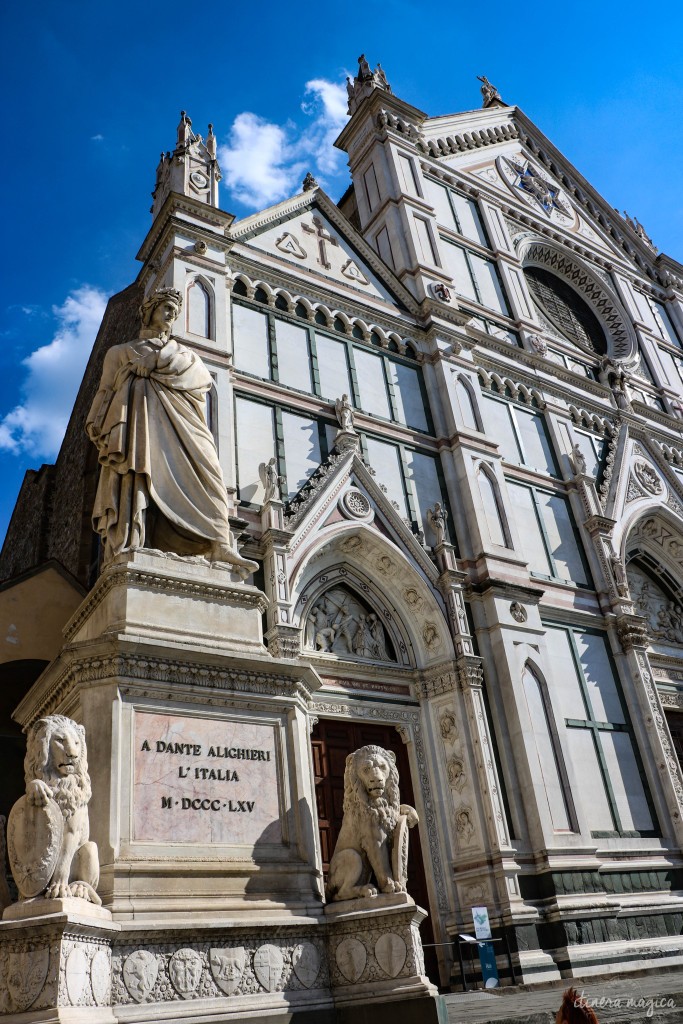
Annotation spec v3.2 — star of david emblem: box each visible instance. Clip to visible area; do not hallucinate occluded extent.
[504,158,571,218]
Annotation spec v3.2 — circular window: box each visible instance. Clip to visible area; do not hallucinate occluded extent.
[524,265,607,355]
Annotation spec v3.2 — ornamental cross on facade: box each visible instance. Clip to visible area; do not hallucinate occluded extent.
[302,216,339,270]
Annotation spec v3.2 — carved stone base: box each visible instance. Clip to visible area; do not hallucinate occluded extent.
[0,907,119,1020]
[325,895,438,1007]
[63,549,268,654]
[0,898,440,1021]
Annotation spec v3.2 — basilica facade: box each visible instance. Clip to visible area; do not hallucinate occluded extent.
[2,59,683,988]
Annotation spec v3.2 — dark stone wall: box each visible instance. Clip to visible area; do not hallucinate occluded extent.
[0,465,54,581]
[0,281,142,587]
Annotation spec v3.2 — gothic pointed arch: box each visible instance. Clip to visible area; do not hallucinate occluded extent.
[626,511,683,647]
[186,274,214,338]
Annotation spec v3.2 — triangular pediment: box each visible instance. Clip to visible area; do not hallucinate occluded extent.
[421,106,661,272]
[230,189,417,312]
[285,445,439,587]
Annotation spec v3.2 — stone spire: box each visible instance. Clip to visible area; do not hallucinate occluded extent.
[151,110,222,218]
[346,54,393,115]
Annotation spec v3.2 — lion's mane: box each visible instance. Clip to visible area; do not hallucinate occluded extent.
[24,715,91,821]
[343,744,400,837]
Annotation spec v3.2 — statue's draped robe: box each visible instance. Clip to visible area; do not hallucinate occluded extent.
[86,336,230,562]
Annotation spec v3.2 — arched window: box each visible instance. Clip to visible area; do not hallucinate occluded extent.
[522,665,573,831]
[187,278,212,338]
[454,373,481,431]
[477,464,508,547]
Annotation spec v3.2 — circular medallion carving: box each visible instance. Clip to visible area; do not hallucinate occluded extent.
[633,460,663,495]
[510,601,528,623]
[189,170,209,191]
[340,488,372,520]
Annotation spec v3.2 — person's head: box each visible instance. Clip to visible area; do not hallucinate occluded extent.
[556,988,599,1024]
[140,287,183,335]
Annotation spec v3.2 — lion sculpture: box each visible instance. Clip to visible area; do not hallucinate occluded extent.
[327,744,418,902]
[11,715,100,904]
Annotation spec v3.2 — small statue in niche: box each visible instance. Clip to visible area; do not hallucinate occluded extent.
[86,287,257,577]
[7,716,100,904]
[608,547,630,598]
[327,745,419,901]
[259,457,282,503]
[568,442,587,476]
[335,393,356,433]
[427,502,448,546]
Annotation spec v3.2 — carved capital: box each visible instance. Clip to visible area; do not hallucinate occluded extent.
[265,624,302,659]
[616,614,650,652]
[457,656,484,690]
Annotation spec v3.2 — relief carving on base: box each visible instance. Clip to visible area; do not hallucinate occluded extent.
[335,937,366,983]
[169,948,203,999]
[210,947,245,995]
[2,947,50,1013]
[291,942,321,988]
[253,944,284,992]
[375,933,406,978]
[123,950,159,1003]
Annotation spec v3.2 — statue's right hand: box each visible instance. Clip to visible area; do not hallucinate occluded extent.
[27,779,53,806]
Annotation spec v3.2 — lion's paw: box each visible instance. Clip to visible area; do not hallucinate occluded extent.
[381,879,400,894]
[360,886,377,898]
[45,881,70,900]
[26,779,53,806]
[69,882,89,900]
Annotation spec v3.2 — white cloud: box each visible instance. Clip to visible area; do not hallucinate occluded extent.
[0,286,107,459]
[219,77,349,210]
[91,133,104,141]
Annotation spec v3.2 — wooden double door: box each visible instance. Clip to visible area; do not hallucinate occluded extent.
[311,718,438,981]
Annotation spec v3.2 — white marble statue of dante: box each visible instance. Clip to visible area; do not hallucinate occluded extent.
[86,287,256,576]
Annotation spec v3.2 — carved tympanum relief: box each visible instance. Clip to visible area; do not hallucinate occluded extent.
[7,715,100,905]
[326,745,419,901]
[627,564,683,644]
[304,586,395,662]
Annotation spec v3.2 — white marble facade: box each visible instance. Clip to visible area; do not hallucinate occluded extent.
[2,61,683,1016]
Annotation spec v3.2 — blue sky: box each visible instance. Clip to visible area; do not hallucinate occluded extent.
[1,1,682,549]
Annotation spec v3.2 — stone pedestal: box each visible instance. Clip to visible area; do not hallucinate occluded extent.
[2,550,442,1022]
[0,901,119,1021]
[326,894,445,1023]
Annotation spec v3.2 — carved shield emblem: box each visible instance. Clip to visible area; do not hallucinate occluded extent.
[7,796,63,898]
[123,950,158,1003]
[375,933,406,978]
[7,948,49,1011]
[253,944,283,992]
[169,948,203,999]
[65,946,89,1005]
[210,947,245,996]
[291,942,320,988]
[90,949,111,1006]
[335,937,366,983]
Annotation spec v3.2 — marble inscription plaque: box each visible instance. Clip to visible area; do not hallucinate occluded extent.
[133,712,282,845]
